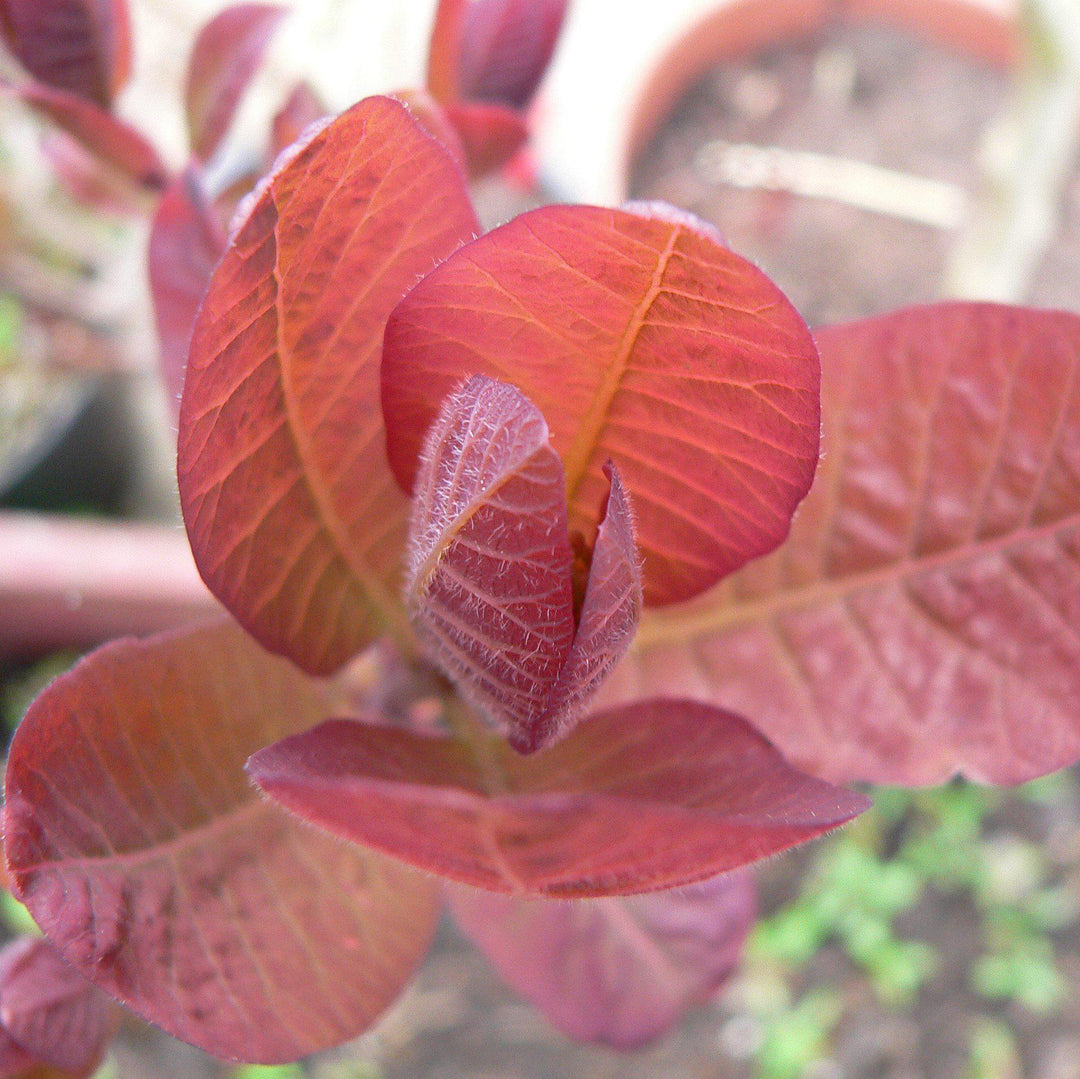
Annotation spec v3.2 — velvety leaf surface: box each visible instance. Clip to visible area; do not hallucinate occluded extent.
[178,96,479,674]
[617,303,1080,786]
[448,869,755,1046]
[406,376,639,751]
[249,699,869,897]
[0,937,113,1074]
[3,621,441,1063]
[147,167,225,413]
[0,0,131,108]
[11,82,166,188]
[185,3,285,161]
[382,203,820,607]
[456,0,568,108]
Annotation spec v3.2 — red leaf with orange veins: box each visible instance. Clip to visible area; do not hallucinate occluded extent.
[148,167,225,413]
[383,203,820,607]
[448,869,755,1047]
[406,377,639,751]
[0,0,131,108]
[618,303,1080,786]
[456,0,568,109]
[10,82,166,188]
[185,3,286,161]
[249,699,869,897]
[0,937,115,1075]
[178,96,479,674]
[3,621,441,1063]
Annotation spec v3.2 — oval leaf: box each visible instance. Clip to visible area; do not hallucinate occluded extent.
[11,82,166,188]
[3,621,441,1063]
[621,303,1080,786]
[270,80,326,156]
[248,699,869,897]
[382,203,820,607]
[456,0,568,109]
[0,937,114,1074]
[148,166,225,413]
[0,0,131,108]
[178,95,480,674]
[443,100,528,177]
[407,376,640,751]
[185,3,286,161]
[448,870,755,1047]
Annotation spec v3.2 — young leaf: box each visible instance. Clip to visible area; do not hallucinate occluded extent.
[3,621,441,1063]
[0,0,131,108]
[455,0,569,109]
[620,303,1080,786]
[442,100,528,176]
[406,376,639,751]
[270,81,326,156]
[248,699,869,897]
[382,203,820,608]
[9,82,166,188]
[185,3,286,161]
[0,937,114,1074]
[447,869,755,1047]
[147,166,225,413]
[178,95,479,674]
[426,0,468,103]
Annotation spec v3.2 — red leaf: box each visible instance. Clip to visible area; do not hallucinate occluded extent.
[270,80,327,156]
[619,303,1080,785]
[0,0,131,108]
[178,96,479,674]
[383,203,820,607]
[185,3,286,161]
[448,869,755,1047]
[11,82,166,188]
[426,0,467,103]
[456,0,569,109]
[0,937,114,1074]
[0,1029,34,1077]
[406,377,639,751]
[443,100,528,177]
[147,167,225,414]
[3,621,441,1063]
[248,699,869,897]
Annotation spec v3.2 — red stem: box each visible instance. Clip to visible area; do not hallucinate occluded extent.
[0,511,219,657]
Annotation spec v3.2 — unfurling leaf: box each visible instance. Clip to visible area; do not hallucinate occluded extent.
[3,621,441,1063]
[406,376,640,752]
[249,699,869,897]
[270,80,327,155]
[147,167,225,412]
[383,203,820,607]
[0,936,115,1074]
[0,0,131,108]
[448,870,755,1047]
[178,95,479,674]
[185,3,286,161]
[618,303,1080,785]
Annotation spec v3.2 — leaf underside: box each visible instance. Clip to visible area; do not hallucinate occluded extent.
[382,202,820,607]
[249,699,869,897]
[178,95,479,674]
[615,303,1080,786]
[406,376,640,752]
[448,868,755,1047]
[3,621,441,1064]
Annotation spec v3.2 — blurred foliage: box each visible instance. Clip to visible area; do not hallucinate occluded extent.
[734,771,1078,1079]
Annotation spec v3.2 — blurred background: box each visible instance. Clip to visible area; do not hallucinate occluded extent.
[4,0,1080,1076]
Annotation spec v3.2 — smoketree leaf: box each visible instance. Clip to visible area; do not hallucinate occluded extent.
[0,0,131,108]
[0,937,114,1074]
[407,377,640,751]
[383,203,820,607]
[447,869,755,1047]
[177,96,479,674]
[249,699,869,897]
[185,3,286,161]
[617,303,1080,785]
[9,82,166,188]
[3,621,441,1063]
[442,100,528,176]
[147,166,225,414]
